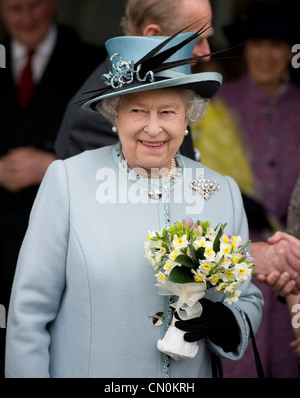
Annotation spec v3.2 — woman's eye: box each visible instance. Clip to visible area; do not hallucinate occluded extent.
[161,110,174,115]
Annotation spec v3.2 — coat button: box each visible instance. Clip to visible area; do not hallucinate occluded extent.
[152,312,165,326]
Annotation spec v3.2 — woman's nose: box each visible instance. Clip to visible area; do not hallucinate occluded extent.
[144,115,162,136]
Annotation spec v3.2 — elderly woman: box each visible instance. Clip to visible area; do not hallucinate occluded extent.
[5,30,263,378]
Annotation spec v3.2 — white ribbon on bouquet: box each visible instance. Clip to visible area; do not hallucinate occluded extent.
[156,281,207,360]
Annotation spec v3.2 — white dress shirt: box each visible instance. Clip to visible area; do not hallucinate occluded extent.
[11,25,58,84]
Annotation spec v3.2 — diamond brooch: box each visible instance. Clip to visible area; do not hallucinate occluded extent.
[191,175,220,200]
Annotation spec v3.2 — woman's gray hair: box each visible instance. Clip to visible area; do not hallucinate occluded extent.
[183,90,209,126]
[96,96,121,124]
[96,90,208,126]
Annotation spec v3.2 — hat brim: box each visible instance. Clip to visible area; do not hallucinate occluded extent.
[82,71,222,112]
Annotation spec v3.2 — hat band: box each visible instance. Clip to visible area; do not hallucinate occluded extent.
[155,70,187,79]
[102,53,155,90]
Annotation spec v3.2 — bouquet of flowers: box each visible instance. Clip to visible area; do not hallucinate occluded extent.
[145,218,254,360]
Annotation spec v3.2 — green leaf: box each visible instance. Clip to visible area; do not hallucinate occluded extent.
[195,246,205,260]
[236,240,251,253]
[175,254,196,268]
[213,223,227,253]
[187,241,197,262]
[216,254,224,266]
[169,266,194,283]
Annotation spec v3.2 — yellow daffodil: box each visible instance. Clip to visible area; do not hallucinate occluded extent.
[155,271,165,282]
[210,275,219,285]
[222,235,230,243]
[194,275,203,283]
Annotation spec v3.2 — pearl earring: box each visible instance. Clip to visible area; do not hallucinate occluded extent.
[184,128,189,136]
[112,125,118,133]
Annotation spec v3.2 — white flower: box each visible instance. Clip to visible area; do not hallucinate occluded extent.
[218,255,231,269]
[193,236,207,250]
[193,237,202,250]
[234,263,252,282]
[208,274,222,285]
[155,271,166,283]
[221,234,231,244]
[205,227,216,241]
[163,261,176,276]
[145,248,156,267]
[222,269,236,282]
[192,268,207,284]
[154,247,166,263]
[197,261,214,275]
[230,253,243,263]
[172,234,188,250]
[146,230,159,243]
[224,282,240,293]
[224,289,241,305]
[230,235,242,249]
[203,242,215,261]
[220,240,232,256]
[168,249,181,263]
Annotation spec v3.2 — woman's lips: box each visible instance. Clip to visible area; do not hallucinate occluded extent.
[140,140,165,148]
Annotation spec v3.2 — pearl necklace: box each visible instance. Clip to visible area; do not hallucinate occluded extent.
[165,157,177,182]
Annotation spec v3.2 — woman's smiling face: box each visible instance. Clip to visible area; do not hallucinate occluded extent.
[115,89,187,177]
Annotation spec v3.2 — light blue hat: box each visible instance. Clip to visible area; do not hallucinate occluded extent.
[82,28,222,112]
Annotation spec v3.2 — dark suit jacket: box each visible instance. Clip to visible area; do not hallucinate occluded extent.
[0,25,105,280]
[0,25,105,213]
[54,57,197,161]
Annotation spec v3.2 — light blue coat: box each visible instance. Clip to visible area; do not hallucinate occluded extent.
[5,144,263,378]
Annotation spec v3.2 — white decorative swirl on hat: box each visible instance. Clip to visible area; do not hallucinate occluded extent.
[102,53,155,89]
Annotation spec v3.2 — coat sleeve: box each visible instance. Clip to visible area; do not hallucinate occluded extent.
[208,175,264,361]
[5,160,70,378]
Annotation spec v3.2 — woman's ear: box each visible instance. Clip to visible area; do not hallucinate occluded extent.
[142,24,163,36]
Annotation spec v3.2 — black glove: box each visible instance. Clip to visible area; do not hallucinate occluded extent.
[174,298,241,353]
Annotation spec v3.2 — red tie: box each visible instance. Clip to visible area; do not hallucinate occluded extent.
[17,49,35,108]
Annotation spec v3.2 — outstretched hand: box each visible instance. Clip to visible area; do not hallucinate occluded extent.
[252,232,300,296]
